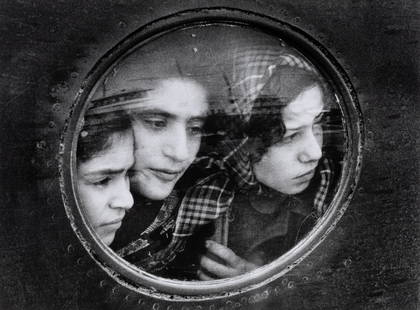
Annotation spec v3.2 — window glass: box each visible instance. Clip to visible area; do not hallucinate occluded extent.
[74,23,346,284]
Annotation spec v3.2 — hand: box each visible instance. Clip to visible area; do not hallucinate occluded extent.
[197,240,258,280]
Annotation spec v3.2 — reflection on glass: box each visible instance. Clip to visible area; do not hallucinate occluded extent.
[191,47,342,280]
[75,25,345,281]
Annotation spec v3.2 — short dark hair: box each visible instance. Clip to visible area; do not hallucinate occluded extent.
[76,111,132,163]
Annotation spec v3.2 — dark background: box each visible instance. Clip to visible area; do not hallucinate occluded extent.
[0,1,418,309]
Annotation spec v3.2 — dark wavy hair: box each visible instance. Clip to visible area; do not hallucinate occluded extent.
[202,65,332,163]
[244,65,330,162]
[76,111,132,163]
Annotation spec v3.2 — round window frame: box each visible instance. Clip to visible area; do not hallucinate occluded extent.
[60,7,363,300]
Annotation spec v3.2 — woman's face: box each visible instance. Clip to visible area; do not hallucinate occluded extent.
[77,132,135,246]
[130,78,208,201]
[253,85,324,195]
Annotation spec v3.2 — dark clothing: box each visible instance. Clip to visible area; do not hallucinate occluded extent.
[110,191,179,276]
[110,185,208,279]
[213,164,329,265]
[111,138,336,277]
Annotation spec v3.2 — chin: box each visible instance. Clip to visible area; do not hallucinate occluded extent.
[131,177,174,201]
[288,183,310,195]
[101,234,115,246]
[271,181,309,195]
[139,187,173,201]
[284,189,304,195]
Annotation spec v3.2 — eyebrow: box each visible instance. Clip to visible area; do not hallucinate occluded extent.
[82,168,127,177]
[188,116,207,123]
[286,112,325,132]
[131,108,207,121]
[82,155,135,177]
[134,109,172,118]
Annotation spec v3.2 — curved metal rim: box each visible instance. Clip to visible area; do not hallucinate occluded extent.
[59,6,364,300]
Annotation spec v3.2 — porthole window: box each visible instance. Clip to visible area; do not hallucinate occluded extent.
[61,9,362,299]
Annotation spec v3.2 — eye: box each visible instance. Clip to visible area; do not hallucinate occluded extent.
[188,125,203,136]
[92,177,112,187]
[281,132,299,144]
[144,118,167,130]
[187,120,204,136]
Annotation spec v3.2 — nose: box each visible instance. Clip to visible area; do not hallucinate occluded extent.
[162,126,191,162]
[109,178,134,210]
[298,131,322,163]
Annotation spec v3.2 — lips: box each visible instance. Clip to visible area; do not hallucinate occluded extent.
[101,218,123,228]
[294,169,316,182]
[149,168,184,182]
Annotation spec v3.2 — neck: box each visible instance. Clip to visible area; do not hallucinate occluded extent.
[248,186,289,214]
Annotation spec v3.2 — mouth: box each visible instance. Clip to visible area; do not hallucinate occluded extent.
[101,218,123,228]
[294,169,316,181]
[149,168,184,182]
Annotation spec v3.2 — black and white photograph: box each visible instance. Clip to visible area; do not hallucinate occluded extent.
[0,1,418,309]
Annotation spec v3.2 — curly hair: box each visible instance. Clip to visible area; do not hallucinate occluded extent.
[244,64,330,163]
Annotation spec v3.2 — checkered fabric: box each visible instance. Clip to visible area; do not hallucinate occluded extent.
[122,140,333,272]
[173,138,257,237]
[117,46,330,272]
[117,138,260,272]
[230,45,316,120]
[174,148,333,240]
[314,157,334,217]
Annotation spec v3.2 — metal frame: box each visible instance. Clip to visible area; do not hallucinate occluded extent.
[59,7,363,300]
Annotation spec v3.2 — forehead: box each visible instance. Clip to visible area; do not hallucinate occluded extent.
[134,79,208,118]
[282,85,324,128]
[78,133,134,174]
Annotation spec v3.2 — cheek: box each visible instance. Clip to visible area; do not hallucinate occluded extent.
[134,146,148,167]
[264,148,290,170]
[133,126,156,149]
[316,133,323,148]
[134,137,156,166]
[254,148,294,183]
[187,137,201,160]
[78,186,105,226]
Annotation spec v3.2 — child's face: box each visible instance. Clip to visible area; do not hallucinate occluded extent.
[253,85,324,195]
[77,132,135,246]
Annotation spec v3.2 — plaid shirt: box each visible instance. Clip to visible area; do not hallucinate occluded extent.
[174,138,334,239]
[117,46,332,272]
[117,137,334,272]
[116,138,257,271]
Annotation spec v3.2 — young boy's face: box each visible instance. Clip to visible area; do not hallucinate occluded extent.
[253,85,324,195]
[77,132,135,246]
